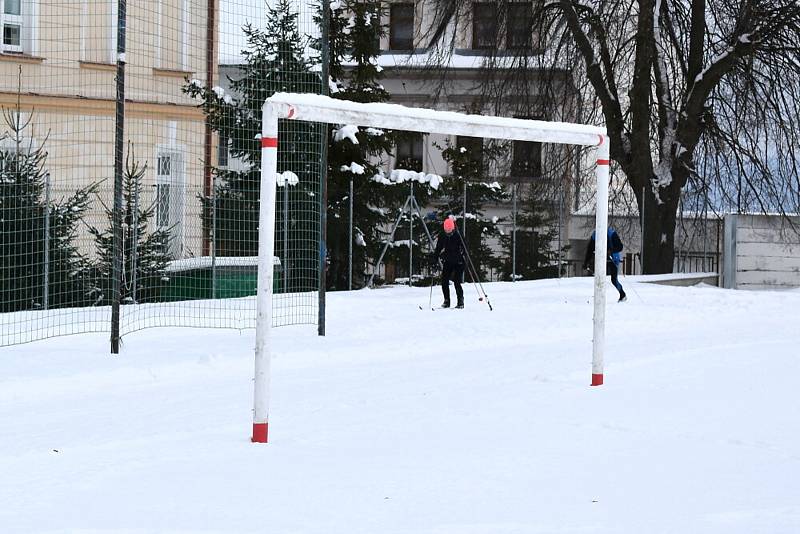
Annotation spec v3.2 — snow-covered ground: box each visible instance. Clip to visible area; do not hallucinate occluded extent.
[2,278,799,533]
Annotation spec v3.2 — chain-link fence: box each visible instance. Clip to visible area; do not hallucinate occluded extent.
[1,0,324,348]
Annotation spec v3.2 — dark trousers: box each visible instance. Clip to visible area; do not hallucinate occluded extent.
[608,261,624,296]
[441,261,464,303]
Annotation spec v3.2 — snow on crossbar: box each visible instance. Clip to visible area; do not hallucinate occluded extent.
[266,92,605,147]
[252,93,611,443]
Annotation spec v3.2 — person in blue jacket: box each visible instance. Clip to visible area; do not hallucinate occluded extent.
[583,227,627,302]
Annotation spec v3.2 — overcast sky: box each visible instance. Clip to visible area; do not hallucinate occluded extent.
[219,0,320,64]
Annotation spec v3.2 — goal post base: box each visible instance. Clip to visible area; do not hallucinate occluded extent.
[252,423,269,443]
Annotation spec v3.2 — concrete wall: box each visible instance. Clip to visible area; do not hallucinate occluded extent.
[723,214,800,290]
[568,213,722,276]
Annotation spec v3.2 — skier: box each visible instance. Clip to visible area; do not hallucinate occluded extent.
[583,227,627,302]
[431,217,465,308]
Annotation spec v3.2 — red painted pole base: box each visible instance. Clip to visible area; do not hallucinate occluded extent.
[591,373,604,386]
[252,422,269,443]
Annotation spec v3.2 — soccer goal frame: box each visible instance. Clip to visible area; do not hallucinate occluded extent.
[252,92,611,443]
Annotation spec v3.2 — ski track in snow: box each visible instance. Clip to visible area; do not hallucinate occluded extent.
[1,278,800,533]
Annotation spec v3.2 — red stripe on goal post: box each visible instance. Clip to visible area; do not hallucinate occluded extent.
[591,373,604,386]
[596,159,610,166]
[252,422,268,443]
[261,137,278,148]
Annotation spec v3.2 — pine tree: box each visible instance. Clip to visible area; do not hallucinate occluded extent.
[88,147,172,305]
[183,0,324,287]
[434,139,506,280]
[498,180,562,280]
[319,0,407,289]
[0,109,94,312]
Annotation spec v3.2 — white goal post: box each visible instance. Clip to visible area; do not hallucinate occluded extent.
[252,92,610,443]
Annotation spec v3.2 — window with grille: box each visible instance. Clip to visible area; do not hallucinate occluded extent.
[472,2,497,50]
[156,155,173,228]
[389,3,414,51]
[156,150,185,257]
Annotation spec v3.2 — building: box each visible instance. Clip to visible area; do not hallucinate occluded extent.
[0,0,218,259]
[371,1,579,280]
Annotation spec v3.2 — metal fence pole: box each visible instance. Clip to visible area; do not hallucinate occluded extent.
[283,180,289,294]
[211,184,217,299]
[348,177,353,290]
[409,182,413,285]
[43,173,50,310]
[558,178,563,278]
[512,182,517,281]
[110,0,127,354]
[318,0,330,336]
[462,179,467,239]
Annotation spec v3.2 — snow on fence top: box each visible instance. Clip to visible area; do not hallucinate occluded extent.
[265,93,606,147]
[166,256,281,273]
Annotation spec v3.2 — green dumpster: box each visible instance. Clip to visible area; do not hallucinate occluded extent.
[162,256,282,301]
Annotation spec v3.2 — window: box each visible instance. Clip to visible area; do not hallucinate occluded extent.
[511,139,542,180]
[507,2,533,50]
[395,134,423,172]
[82,0,117,64]
[156,150,185,257]
[1,0,23,53]
[389,3,414,51]
[156,155,173,228]
[456,136,483,171]
[472,2,497,50]
[160,0,188,70]
[217,134,229,168]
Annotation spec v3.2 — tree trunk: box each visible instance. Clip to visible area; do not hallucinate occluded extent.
[639,185,678,274]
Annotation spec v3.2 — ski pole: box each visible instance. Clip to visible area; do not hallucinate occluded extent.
[454,229,493,310]
[461,256,484,301]
[619,269,644,302]
[427,266,435,310]
[420,260,438,311]
[467,257,493,311]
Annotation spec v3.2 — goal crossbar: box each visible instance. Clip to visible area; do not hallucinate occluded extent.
[266,92,605,146]
[252,92,611,443]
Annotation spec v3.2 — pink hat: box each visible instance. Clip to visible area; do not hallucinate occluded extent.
[443,218,455,233]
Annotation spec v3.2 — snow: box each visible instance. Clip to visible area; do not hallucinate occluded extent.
[270,93,605,147]
[333,124,360,144]
[341,162,365,175]
[387,169,444,189]
[166,255,279,272]
[276,171,299,187]
[328,78,341,94]
[2,279,800,532]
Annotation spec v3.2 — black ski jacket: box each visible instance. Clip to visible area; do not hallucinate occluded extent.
[433,231,465,265]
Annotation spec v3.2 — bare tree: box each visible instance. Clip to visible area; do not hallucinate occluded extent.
[421,0,800,273]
